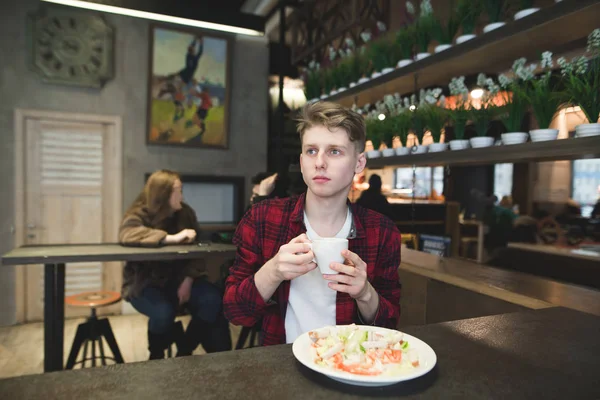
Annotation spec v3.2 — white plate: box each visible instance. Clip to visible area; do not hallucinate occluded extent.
[292,325,437,387]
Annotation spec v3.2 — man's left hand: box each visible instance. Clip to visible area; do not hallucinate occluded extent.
[324,249,372,301]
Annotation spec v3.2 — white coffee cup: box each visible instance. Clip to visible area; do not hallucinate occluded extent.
[308,238,348,275]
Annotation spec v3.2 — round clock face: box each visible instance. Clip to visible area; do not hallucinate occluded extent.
[30,9,114,87]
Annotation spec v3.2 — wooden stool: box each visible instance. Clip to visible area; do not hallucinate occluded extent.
[65,291,125,369]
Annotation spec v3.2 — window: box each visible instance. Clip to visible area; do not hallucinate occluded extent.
[494,163,513,200]
[395,167,444,197]
[572,158,600,218]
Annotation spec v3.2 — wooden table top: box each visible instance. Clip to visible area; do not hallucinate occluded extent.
[507,242,600,262]
[1,243,237,265]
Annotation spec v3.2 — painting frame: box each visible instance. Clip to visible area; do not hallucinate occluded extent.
[146,23,233,149]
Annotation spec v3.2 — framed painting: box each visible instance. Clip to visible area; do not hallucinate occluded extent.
[147,24,232,148]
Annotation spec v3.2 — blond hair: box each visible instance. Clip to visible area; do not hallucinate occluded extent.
[128,169,181,225]
[296,101,366,152]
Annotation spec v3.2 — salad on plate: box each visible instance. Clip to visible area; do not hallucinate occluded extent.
[308,324,420,376]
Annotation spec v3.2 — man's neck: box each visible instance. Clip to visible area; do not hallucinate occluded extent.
[304,188,350,237]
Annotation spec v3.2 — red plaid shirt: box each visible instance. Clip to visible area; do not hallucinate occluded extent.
[224,192,401,346]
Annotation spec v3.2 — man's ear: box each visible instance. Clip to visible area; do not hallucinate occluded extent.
[355,152,367,174]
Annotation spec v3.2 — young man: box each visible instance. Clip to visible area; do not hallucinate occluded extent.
[224,101,401,345]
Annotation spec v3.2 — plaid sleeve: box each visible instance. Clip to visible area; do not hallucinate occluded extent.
[223,206,271,327]
[371,221,401,328]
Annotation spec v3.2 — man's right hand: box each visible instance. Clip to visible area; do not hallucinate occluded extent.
[255,233,315,301]
[269,233,316,282]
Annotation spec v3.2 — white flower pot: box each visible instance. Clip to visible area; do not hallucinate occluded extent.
[381,148,396,157]
[434,44,452,53]
[381,67,394,74]
[428,143,448,152]
[470,137,495,148]
[349,82,357,88]
[483,22,506,33]
[371,71,382,79]
[575,123,600,137]
[449,140,470,150]
[411,145,428,154]
[514,8,540,20]
[397,59,413,68]
[320,94,328,99]
[501,132,529,145]
[415,52,431,61]
[530,129,559,142]
[330,89,338,95]
[308,98,319,103]
[395,147,410,156]
[455,34,476,44]
[366,150,381,158]
[357,77,370,84]
[337,87,347,92]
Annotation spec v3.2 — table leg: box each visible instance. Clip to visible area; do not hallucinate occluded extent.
[44,263,65,372]
[477,224,484,263]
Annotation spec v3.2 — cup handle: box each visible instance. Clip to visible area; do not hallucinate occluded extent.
[307,243,317,264]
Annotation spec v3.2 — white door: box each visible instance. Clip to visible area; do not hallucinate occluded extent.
[17,112,122,322]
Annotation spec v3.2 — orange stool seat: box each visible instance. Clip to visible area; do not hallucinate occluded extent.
[66,291,121,308]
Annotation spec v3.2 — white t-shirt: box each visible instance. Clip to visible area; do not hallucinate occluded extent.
[284,207,352,343]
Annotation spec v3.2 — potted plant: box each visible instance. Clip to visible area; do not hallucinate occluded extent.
[432,7,460,53]
[522,53,563,142]
[391,111,413,155]
[356,47,374,84]
[412,106,428,153]
[559,29,600,137]
[365,118,383,158]
[455,0,481,44]
[497,61,531,144]
[497,82,529,144]
[513,0,540,20]
[302,61,321,102]
[368,35,397,78]
[469,74,500,147]
[395,26,415,68]
[421,104,449,151]
[448,76,471,149]
[412,0,435,60]
[482,0,509,33]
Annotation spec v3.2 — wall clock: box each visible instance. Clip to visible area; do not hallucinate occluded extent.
[28,7,114,88]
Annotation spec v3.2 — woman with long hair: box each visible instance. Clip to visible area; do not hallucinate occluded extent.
[119,169,231,359]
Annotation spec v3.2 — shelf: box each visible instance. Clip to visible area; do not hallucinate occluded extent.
[366,136,600,169]
[324,0,600,108]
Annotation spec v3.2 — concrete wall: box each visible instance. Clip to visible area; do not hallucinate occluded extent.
[0,1,269,326]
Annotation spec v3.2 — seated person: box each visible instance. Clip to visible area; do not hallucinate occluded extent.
[224,101,401,345]
[356,174,392,219]
[119,169,231,359]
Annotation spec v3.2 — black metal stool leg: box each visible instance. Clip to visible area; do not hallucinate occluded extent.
[98,335,107,366]
[81,338,90,368]
[65,322,89,369]
[98,318,124,364]
[235,327,251,350]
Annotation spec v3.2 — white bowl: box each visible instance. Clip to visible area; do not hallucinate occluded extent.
[455,34,476,44]
[449,139,469,150]
[411,145,428,154]
[501,132,529,145]
[428,143,448,152]
[395,147,410,156]
[381,148,396,157]
[530,129,559,142]
[514,8,539,20]
[470,137,495,148]
[483,22,506,33]
[366,150,381,158]
[397,59,413,68]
